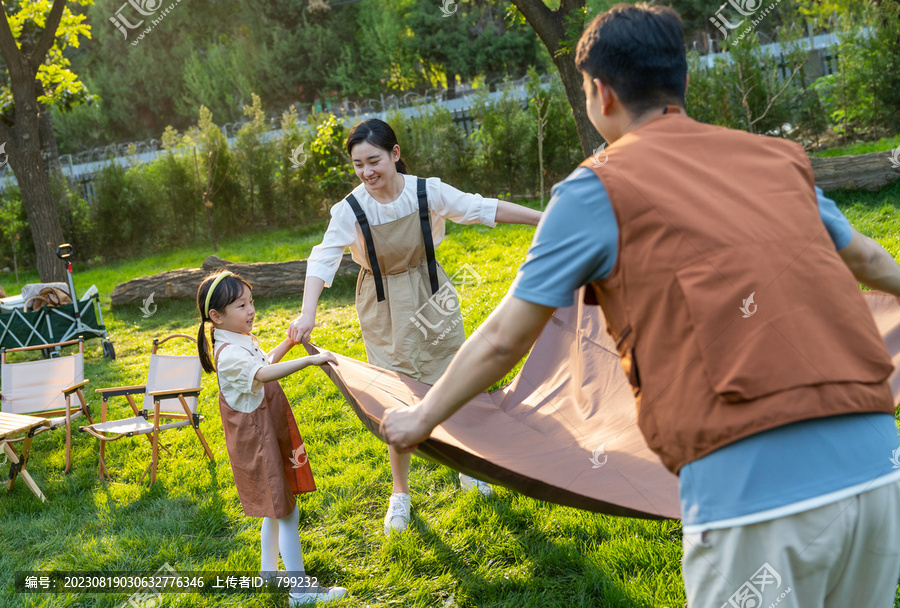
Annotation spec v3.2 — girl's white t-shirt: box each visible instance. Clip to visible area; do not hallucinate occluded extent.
[214,328,271,413]
[306,174,499,287]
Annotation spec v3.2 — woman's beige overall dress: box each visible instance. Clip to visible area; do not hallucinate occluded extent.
[350,178,465,384]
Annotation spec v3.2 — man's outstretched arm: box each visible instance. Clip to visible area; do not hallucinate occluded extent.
[380,296,556,452]
[838,227,900,296]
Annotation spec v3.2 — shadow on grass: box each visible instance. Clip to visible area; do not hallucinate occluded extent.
[827,180,900,210]
[377,496,652,608]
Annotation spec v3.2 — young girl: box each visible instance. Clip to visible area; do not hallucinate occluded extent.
[197,271,346,606]
[289,118,542,535]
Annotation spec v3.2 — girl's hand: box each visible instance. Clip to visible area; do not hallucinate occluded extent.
[289,312,315,344]
[311,351,338,367]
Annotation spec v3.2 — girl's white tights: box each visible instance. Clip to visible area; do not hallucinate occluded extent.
[260,505,305,574]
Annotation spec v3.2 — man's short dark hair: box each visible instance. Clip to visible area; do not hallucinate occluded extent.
[575,3,687,115]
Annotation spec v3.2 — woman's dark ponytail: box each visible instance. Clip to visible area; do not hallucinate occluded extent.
[347,118,409,174]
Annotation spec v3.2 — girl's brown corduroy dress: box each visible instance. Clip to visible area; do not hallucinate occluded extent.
[215,345,315,519]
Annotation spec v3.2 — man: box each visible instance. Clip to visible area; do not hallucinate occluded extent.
[380,4,900,607]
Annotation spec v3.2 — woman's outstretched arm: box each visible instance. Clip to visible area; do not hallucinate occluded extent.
[495,200,542,226]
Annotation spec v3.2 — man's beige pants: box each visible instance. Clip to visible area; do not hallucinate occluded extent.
[682,480,900,608]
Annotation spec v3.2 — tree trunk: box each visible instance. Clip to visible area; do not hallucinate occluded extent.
[0,0,69,283]
[446,70,457,100]
[205,206,218,252]
[511,0,605,158]
[552,51,605,158]
[38,100,61,175]
[8,146,66,282]
[10,235,19,283]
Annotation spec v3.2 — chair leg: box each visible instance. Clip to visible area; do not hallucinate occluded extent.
[192,426,215,462]
[64,400,72,475]
[150,427,159,486]
[78,390,94,425]
[138,462,152,485]
[98,441,109,481]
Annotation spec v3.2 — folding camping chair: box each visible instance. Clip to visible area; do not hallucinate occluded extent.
[0,338,92,475]
[79,334,214,485]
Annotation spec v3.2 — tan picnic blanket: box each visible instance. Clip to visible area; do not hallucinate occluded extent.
[307,289,900,520]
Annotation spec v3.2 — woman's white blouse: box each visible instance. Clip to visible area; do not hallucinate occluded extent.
[306,175,499,287]
[214,328,272,413]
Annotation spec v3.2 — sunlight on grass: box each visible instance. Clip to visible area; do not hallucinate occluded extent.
[810,134,900,158]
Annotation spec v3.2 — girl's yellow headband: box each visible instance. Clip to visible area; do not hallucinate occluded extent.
[204,271,234,318]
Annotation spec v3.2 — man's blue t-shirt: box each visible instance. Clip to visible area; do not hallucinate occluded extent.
[511,166,900,531]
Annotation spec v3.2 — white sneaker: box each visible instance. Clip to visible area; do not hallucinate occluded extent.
[289,586,348,605]
[459,473,494,497]
[383,492,411,536]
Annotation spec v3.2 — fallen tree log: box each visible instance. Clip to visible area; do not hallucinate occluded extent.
[810,149,900,192]
[110,254,361,306]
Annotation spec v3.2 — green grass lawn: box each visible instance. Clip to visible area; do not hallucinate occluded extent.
[810,133,900,158]
[1,184,900,608]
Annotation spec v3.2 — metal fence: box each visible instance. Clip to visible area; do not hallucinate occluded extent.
[0,74,550,202]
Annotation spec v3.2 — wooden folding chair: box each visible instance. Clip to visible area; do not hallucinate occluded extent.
[79,334,214,484]
[0,338,92,474]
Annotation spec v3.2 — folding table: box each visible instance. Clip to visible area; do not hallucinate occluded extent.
[0,411,51,501]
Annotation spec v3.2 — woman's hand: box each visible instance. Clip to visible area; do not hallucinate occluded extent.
[289,311,315,344]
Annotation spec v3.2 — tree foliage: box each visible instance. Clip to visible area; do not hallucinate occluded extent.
[53,0,547,149]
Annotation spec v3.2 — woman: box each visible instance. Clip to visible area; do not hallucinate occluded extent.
[289,118,541,535]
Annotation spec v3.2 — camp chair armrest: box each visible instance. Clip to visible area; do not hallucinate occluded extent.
[147,387,202,399]
[3,339,83,354]
[94,385,147,398]
[62,380,90,396]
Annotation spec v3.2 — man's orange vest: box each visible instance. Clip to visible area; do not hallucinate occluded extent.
[583,107,895,474]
